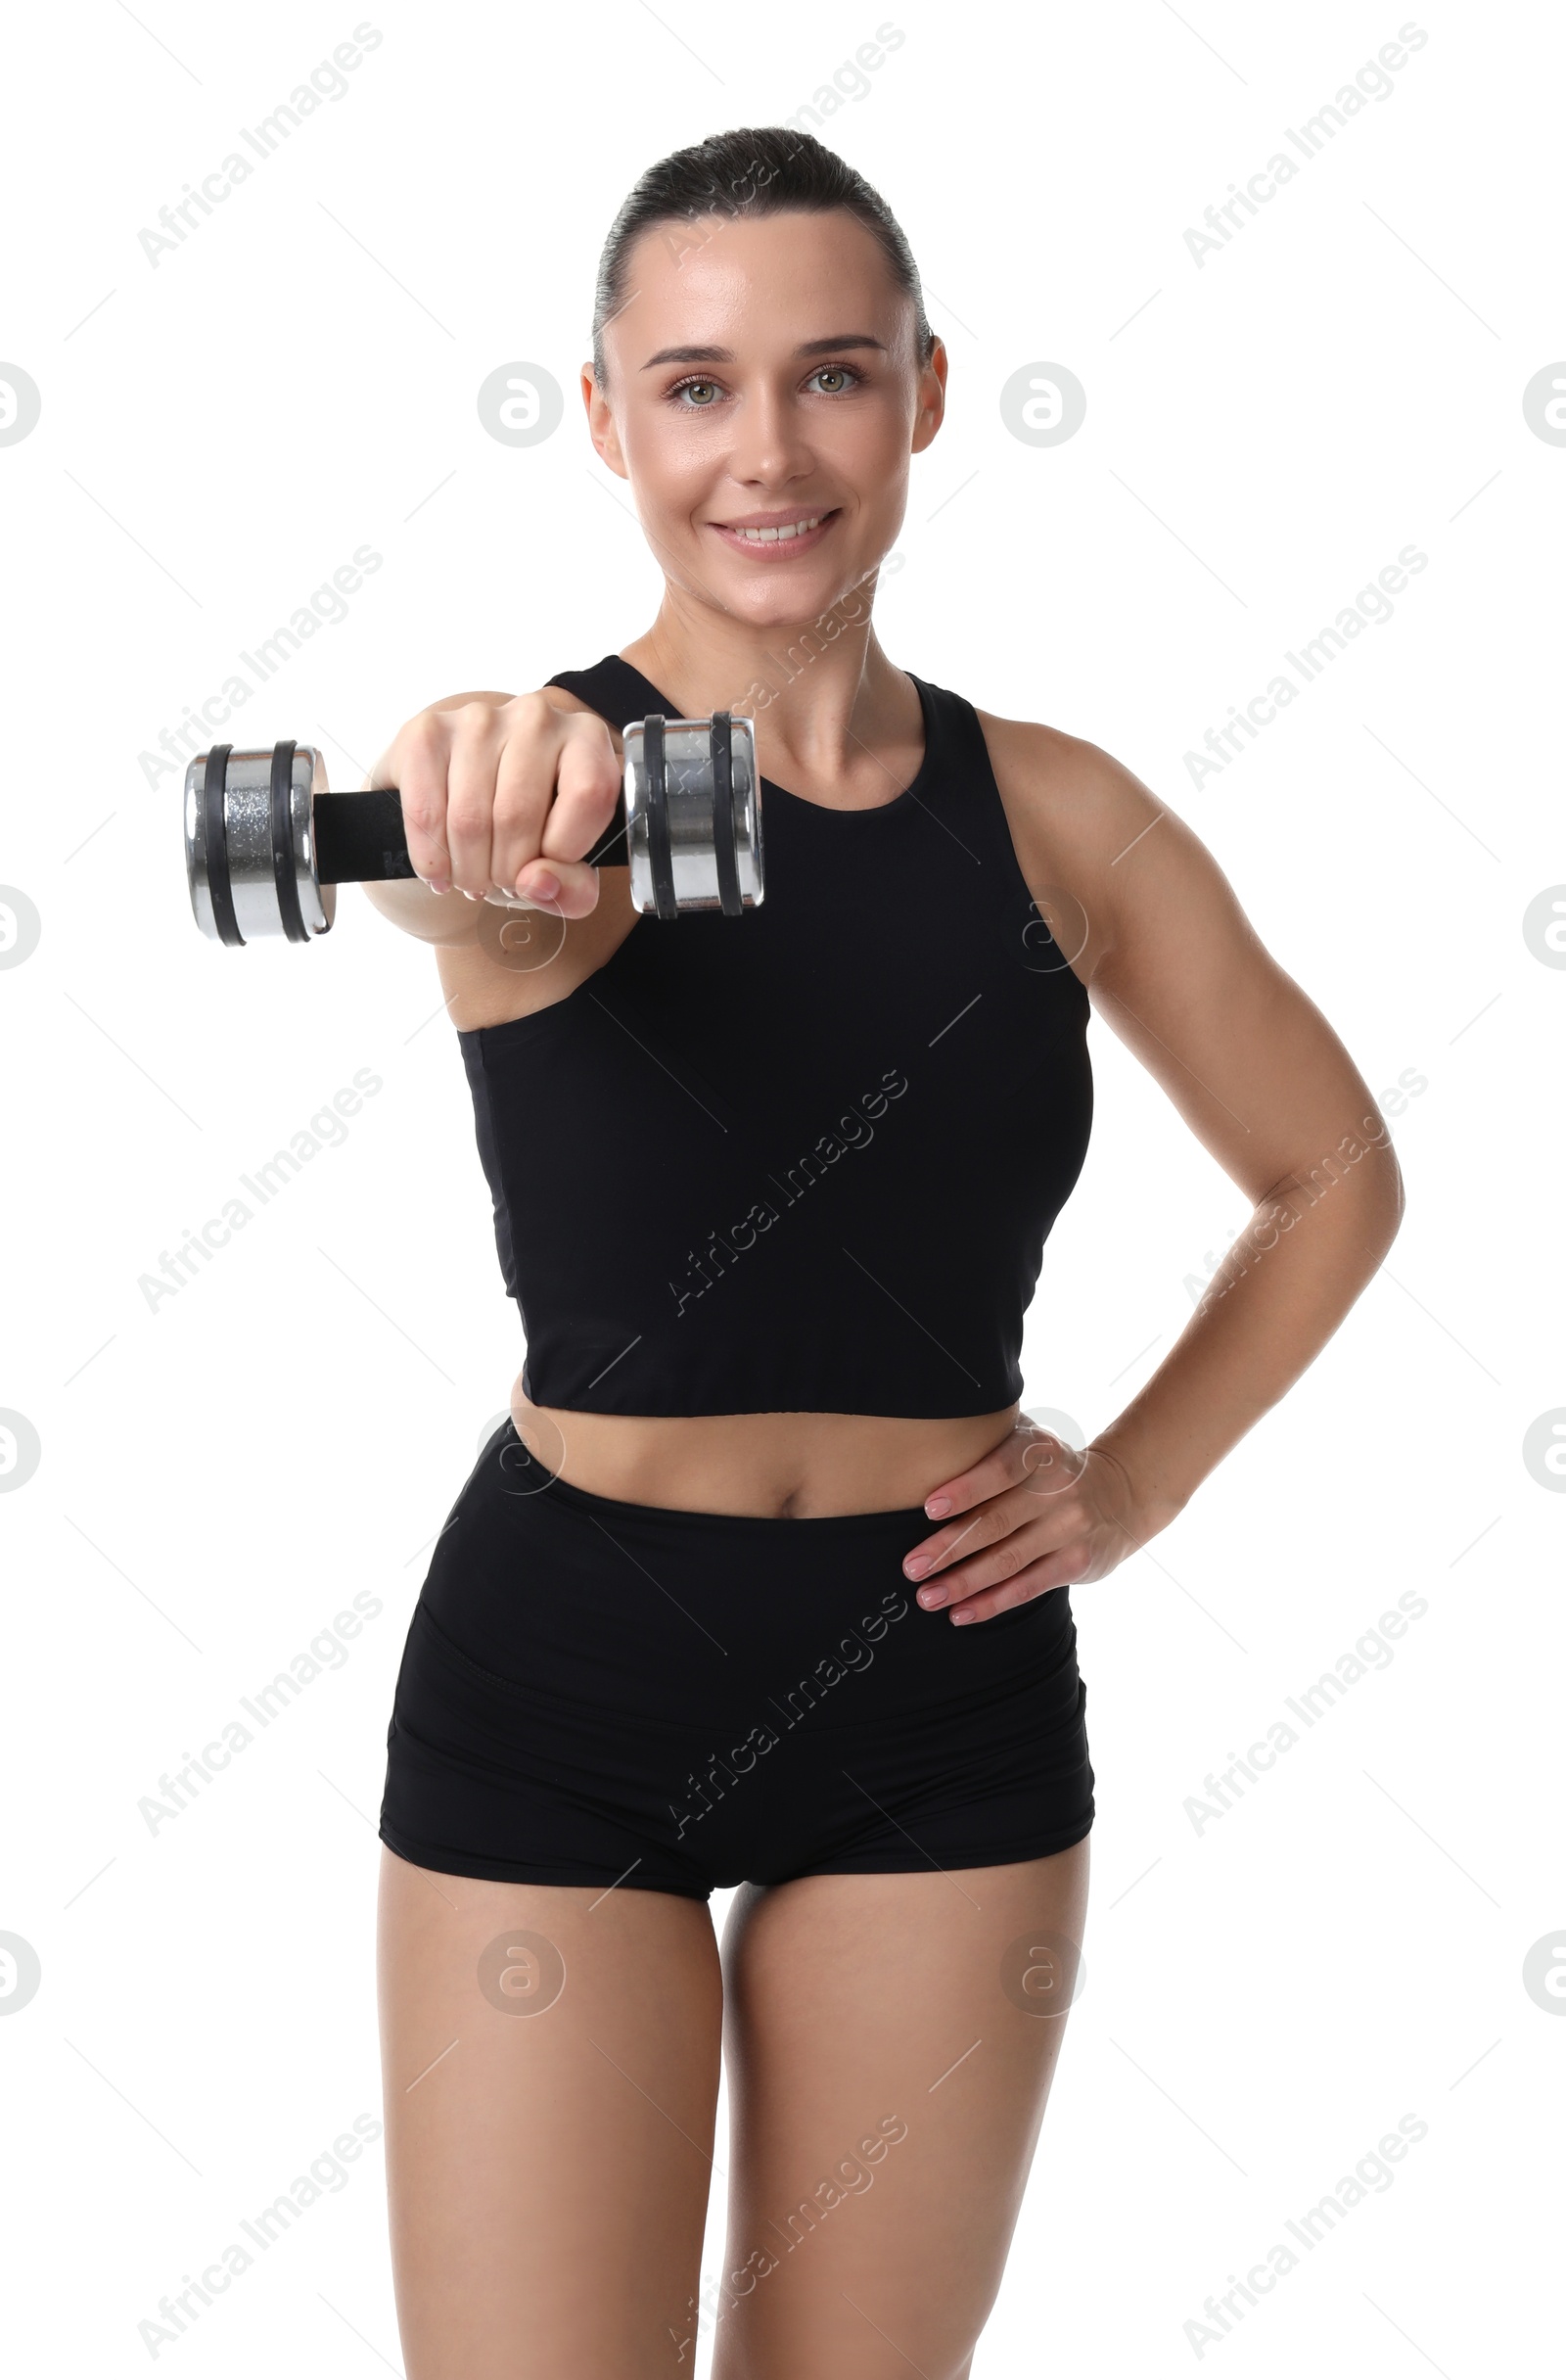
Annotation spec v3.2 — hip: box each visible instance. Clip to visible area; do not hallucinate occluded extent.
[413,1418,1082,1731]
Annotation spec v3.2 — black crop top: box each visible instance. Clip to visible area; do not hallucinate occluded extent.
[458,655,1092,1419]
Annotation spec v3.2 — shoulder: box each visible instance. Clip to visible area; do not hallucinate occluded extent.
[971,701,1247,992]
[959,693,1401,1220]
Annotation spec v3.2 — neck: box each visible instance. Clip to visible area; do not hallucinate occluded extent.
[622,572,911,780]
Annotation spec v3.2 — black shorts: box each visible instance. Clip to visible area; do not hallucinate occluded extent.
[379,1421,1094,1901]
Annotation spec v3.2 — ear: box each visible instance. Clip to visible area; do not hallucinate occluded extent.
[911,336,948,454]
[582,362,629,481]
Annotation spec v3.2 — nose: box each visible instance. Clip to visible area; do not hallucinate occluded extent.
[722,380,815,489]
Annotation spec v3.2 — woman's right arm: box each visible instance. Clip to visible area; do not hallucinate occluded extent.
[358,687,621,946]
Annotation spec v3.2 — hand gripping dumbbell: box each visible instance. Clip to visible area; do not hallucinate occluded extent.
[184,713,763,946]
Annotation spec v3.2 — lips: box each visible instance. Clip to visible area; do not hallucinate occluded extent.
[708,507,841,558]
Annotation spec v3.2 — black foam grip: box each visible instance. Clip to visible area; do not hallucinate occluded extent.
[312,788,419,884]
[269,740,309,943]
[203,745,244,947]
[710,713,742,918]
[644,715,678,921]
[310,786,629,882]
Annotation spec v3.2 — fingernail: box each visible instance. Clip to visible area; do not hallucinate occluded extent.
[430,874,450,894]
[918,1585,946,1608]
[529,869,560,901]
[951,1609,974,1624]
[904,1555,932,1579]
[925,1495,951,1517]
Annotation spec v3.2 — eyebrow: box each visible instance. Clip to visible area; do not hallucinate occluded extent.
[639,334,887,370]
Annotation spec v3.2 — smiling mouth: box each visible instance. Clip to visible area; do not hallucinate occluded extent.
[713,508,840,544]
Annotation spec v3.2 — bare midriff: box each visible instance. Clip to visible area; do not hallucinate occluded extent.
[507,1388,1019,1518]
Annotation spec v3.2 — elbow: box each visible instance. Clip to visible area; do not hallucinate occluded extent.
[1365,1141,1406,1261]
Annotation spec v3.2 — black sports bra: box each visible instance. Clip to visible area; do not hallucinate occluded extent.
[458,655,1092,1419]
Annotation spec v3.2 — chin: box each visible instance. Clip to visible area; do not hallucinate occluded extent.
[725,569,859,623]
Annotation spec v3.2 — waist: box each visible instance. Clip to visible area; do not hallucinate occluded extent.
[510,1382,1019,1517]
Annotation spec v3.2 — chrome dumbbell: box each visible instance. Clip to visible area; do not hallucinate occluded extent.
[183,714,764,946]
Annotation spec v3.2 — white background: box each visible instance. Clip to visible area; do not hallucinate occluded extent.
[2,1,1560,2371]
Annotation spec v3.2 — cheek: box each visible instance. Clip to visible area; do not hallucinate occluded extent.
[824,400,913,490]
[619,412,717,494]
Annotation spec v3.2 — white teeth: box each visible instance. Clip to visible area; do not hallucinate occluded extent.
[731,514,824,541]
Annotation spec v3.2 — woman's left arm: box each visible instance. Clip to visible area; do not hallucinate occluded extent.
[904,716,1406,1624]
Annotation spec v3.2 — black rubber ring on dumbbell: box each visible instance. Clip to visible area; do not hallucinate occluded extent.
[203,744,244,948]
[710,712,742,918]
[269,740,310,945]
[644,715,678,921]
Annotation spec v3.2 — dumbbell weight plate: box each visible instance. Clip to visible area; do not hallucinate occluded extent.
[186,740,335,947]
[622,712,760,921]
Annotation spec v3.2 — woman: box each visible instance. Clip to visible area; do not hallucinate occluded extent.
[367,127,1403,2379]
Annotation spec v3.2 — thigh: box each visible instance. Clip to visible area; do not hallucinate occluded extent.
[378,1847,723,2379]
[710,1840,1090,2380]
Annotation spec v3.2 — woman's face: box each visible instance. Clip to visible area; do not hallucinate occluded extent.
[586,206,945,631]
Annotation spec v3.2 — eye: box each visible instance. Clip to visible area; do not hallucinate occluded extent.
[808,363,864,395]
[667,376,723,407]
[664,361,867,408]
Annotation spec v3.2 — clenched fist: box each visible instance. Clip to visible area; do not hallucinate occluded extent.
[369,692,621,918]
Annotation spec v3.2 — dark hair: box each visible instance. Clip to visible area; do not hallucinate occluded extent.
[591,125,935,385]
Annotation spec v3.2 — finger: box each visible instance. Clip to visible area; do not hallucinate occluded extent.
[910,1511,1064,1608]
[489,712,613,919]
[443,703,500,897]
[379,714,451,890]
[902,1477,1060,1584]
[502,859,602,921]
[488,706,555,894]
[944,1551,1079,1626]
[919,1418,1075,1521]
[917,1436,1018,1519]
[539,717,622,869]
